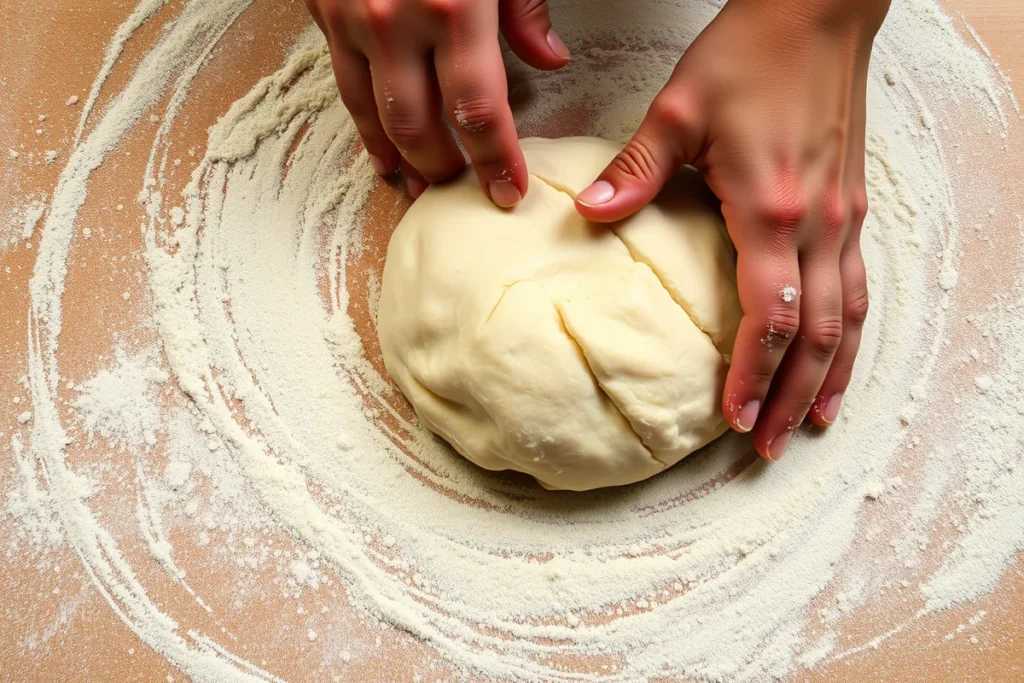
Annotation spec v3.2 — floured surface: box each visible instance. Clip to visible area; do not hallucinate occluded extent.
[1,0,1023,681]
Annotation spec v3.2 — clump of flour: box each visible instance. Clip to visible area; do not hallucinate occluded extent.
[74,348,169,449]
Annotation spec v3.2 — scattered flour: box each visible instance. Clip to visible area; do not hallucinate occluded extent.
[2,195,47,247]
[6,0,1023,681]
[74,348,169,449]
[21,198,47,240]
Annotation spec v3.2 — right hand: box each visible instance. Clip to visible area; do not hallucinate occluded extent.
[305,0,571,206]
[575,0,888,460]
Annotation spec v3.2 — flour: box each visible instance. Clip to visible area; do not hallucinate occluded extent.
[21,200,45,239]
[2,194,47,247]
[7,0,1024,681]
[73,347,169,449]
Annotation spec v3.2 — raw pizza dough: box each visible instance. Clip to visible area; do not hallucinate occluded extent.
[377,137,742,490]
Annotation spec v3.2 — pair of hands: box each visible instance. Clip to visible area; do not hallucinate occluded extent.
[306,0,891,461]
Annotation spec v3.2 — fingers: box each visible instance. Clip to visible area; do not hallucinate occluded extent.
[328,46,400,175]
[372,55,467,185]
[721,238,802,449]
[752,256,843,459]
[808,91,870,427]
[499,0,571,70]
[809,240,869,427]
[312,0,530,203]
[435,28,528,207]
[401,158,429,200]
[722,187,857,460]
[575,88,705,223]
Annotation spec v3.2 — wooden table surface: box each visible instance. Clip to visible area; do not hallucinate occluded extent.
[1,1,1022,681]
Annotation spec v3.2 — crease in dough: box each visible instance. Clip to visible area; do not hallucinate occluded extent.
[529,172,580,201]
[551,303,667,469]
[607,230,726,360]
[483,279,531,327]
[530,170,728,361]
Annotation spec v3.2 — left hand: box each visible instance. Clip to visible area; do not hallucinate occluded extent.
[305,0,571,205]
[575,0,891,460]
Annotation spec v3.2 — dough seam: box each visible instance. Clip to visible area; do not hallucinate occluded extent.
[529,172,727,364]
[484,280,529,326]
[551,303,669,469]
[480,270,667,469]
[608,232,727,362]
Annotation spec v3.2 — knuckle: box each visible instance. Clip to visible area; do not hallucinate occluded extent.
[761,307,801,348]
[806,314,844,359]
[648,93,695,133]
[851,188,869,226]
[790,397,817,421]
[383,115,426,147]
[829,358,856,385]
[610,137,661,185]
[745,364,777,387]
[757,182,807,236]
[339,90,374,121]
[363,0,397,28]
[452,93,499,135]
[845,283,870,326]
[515,0,550,21]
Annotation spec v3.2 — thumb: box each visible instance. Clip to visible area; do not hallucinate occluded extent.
[499,0,571,71]
[576,90,705,223]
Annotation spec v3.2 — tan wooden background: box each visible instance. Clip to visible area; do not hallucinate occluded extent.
[0,1,1021,680]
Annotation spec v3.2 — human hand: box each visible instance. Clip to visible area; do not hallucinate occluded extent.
[575,0,891,460]
[305,0,571,206]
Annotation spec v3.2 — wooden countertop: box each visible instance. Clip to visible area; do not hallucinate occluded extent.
[0,1,1021,680]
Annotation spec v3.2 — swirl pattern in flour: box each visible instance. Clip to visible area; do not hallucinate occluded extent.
[11,0,1024,681]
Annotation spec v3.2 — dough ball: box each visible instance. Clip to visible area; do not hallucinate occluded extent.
[377,137,741,491]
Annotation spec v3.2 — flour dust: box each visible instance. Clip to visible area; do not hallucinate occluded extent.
[4,0,1023,681]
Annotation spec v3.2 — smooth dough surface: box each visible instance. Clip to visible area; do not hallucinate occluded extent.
[377,137,742,490]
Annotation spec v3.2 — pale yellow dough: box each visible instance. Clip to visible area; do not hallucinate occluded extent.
[377,137,742,490]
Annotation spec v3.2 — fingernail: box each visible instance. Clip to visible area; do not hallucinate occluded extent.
[488,180,522,208]
[577,180,615,207]
[766,430,794,461]
[407,175,427,199]
[369,154,388,176]
[822,393,844,424]
[735,400,760,433]
[546,28,571,61]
